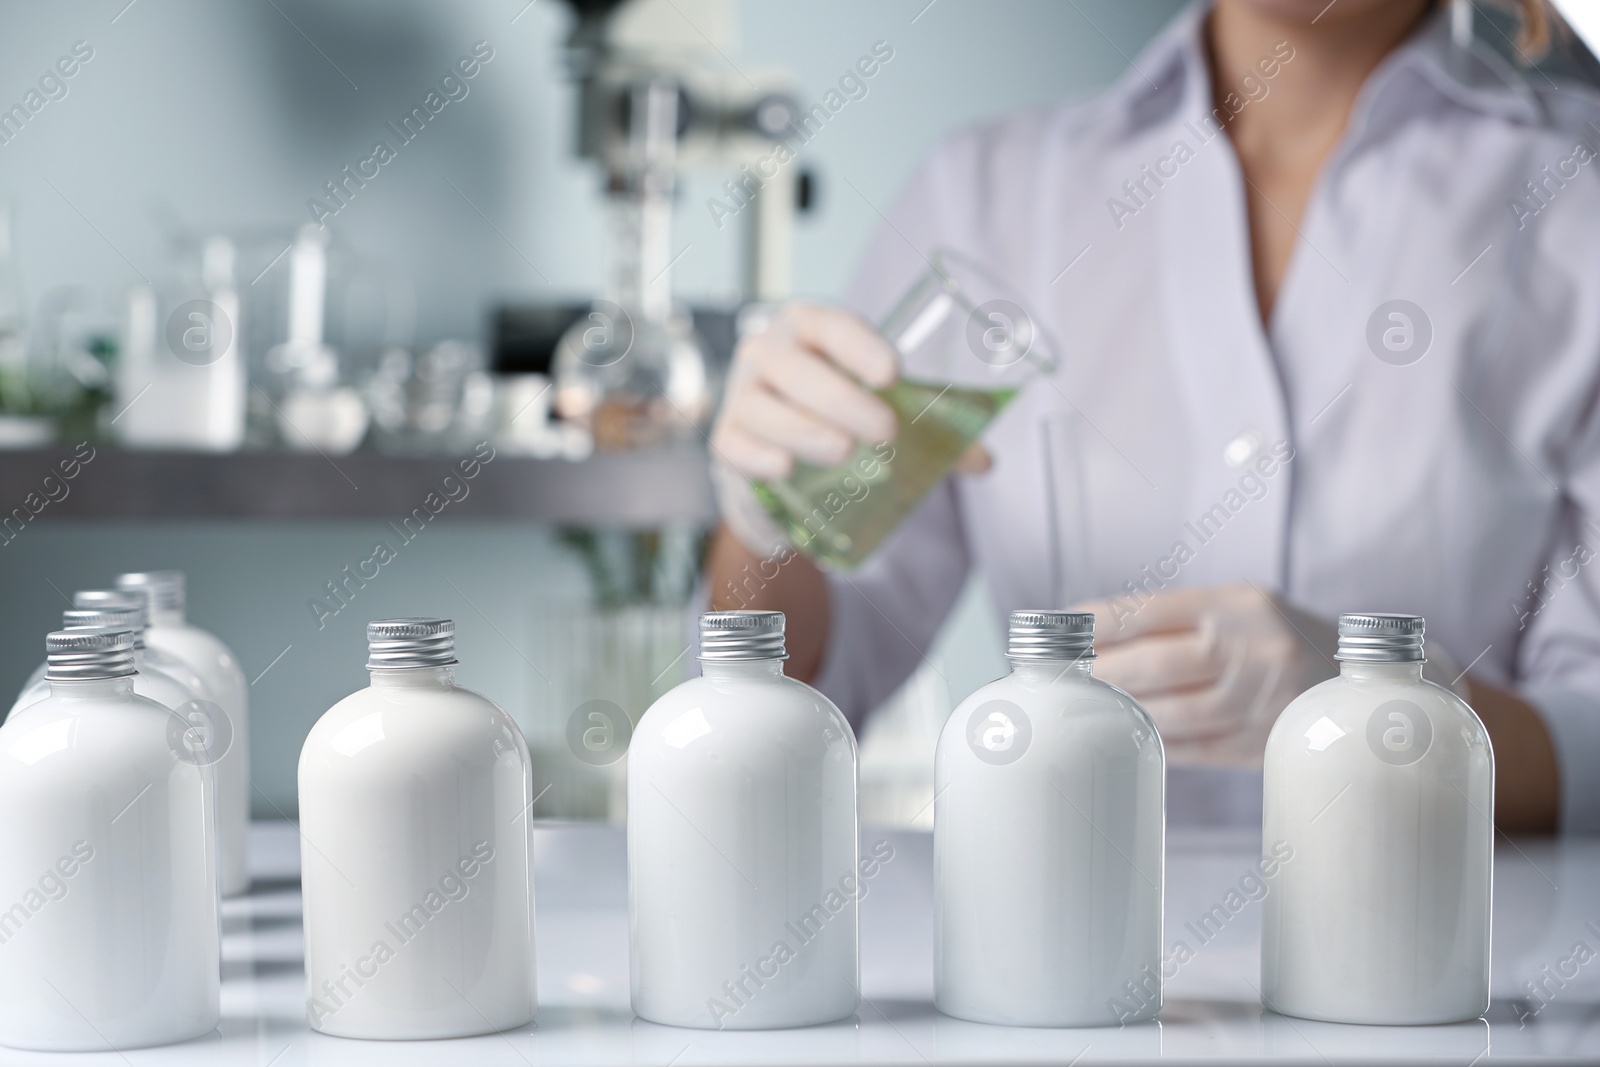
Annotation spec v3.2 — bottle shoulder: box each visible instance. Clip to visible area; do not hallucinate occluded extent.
[302,681,527,765]
[634,672,855,756]
[938,669,1161,766]
[1267,673,1490,766]
[944,671,1153,730]
[1274,674,1481,730]
[0,690,181,771]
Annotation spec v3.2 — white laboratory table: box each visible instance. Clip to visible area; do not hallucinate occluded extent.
[14,822,1600,1066]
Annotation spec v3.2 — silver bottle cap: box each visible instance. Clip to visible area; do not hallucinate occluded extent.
[698,610,787,661]
[73,589,147,629]
[1336,613,1425,663]
[115,571,185,615]
[46,629,136,681]
[63,606,146,649]
[1007,610,1095,660]
[73,589,143,614]
[367,617,457,670]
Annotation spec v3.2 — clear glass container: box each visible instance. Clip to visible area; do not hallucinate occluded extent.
[754,248,1056,568]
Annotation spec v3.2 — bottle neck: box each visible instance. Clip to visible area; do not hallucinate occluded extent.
[699,657,786,681]
[1009,657,1095,684]
[47,676,136,700]
[149,607,185,628]
[369,665,456,689]
[1338,660,1424,683]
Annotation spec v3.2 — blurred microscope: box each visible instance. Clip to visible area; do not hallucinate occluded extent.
[498,0,806,453]
[509,0,809,819]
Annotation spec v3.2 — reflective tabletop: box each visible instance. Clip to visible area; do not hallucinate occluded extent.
[12,822,1598,1065]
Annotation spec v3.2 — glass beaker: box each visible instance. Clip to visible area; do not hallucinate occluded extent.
[753,249,1057,568]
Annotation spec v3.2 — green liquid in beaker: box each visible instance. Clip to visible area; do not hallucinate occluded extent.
[753,378,1016,570]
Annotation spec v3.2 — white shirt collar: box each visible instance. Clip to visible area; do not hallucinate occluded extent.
[1105,0,1545,141]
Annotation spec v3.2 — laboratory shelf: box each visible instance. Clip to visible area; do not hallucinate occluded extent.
[13,821,1596,1065]
[0,445,715,524]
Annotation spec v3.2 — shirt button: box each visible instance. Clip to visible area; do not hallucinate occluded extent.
[1224,430,1264,468]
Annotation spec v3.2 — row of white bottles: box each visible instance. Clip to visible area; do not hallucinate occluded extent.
[0,604,1492,1046]
[627,608,1492,1031]
[12,597,206,719]
[624,610,1162,1032]
[2,572,251,898]
[0,630,220,1050]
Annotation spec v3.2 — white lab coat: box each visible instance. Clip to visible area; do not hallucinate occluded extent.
[812,3,1600,831]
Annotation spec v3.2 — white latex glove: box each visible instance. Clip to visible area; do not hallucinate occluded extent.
[1073,584,1470,767]
[710,303,901,557]
[1072,584,1339,768]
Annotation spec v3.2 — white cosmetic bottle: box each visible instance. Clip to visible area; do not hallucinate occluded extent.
[934,610,1165,1027]
[0,630,220,1051]
[117,571,252,896]
[11,601,204,722]
[298,618,536,1039]
[1262,613,1493,1024]
[629,611,859,1030]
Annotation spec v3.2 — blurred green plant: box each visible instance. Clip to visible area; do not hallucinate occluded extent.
[557,525,710,610]
[0,333,116,436]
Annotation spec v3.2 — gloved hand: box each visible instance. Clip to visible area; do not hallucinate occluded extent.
[710,303,901,557]
[1072,584,1338,768]
[1073,584,1469,767]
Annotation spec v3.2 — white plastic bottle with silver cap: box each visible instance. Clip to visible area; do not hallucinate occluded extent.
[14,591,191,696]
[934,610,1165,1026]
[116,571,251,896]
[298,618,536,1039]
[1262,613,1493,1024]
[630,610,859,1030]
[0,630,220,1051]
[10,600,206,724]
[73,591,217,711]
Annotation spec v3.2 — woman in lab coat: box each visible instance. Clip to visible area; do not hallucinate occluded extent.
[707,0,1597,834]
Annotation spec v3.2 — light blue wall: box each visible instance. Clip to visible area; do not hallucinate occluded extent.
[0,0,1189,335]
[0,0,1190,814]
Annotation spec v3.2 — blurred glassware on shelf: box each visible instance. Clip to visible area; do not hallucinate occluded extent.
[364,340,495,454]
[553,308,714,451]
[263,226,368,454]
[271,345,369,454]
[0,416,52,447]
[116,235,248,452]
[492,372,592,460]
[237,225,412,451]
